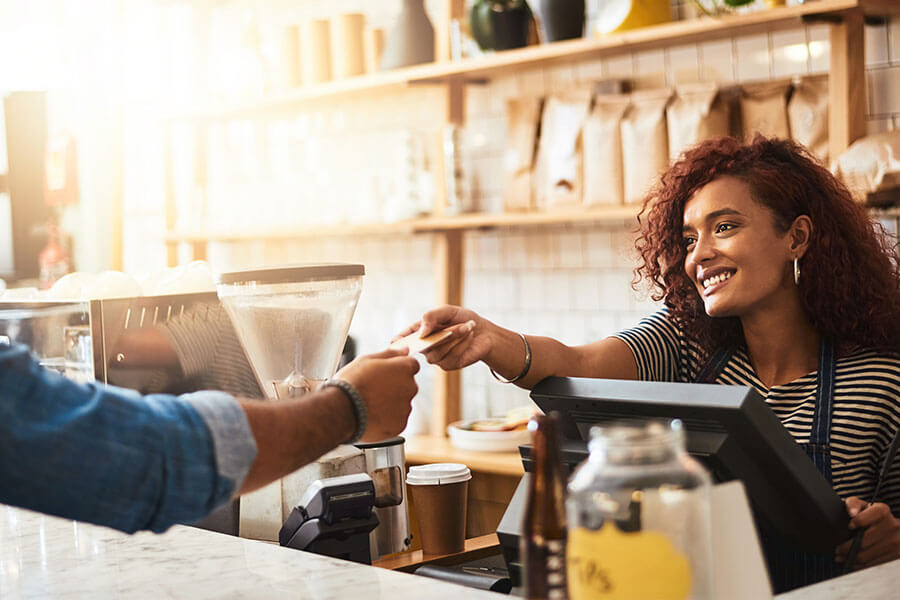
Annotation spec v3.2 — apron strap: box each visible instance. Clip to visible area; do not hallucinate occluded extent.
[769,338,839,593]
[694,346,733,384]
[694,338,841,593]
[808,339,836,480]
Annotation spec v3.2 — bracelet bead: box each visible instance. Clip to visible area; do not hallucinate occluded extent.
[319,378,367,444]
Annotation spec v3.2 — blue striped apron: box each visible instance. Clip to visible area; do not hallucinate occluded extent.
[696,340,840,593]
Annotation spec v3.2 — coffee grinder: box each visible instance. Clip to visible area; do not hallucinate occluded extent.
[216,264,366,541]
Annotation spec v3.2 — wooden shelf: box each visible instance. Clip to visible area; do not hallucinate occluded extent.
[373,533,500,573]
[409,0,897,84]
[405,435,525,477]
[164,205,639,243]
[164,219,421,243]
[413,205,638,231]
[174,1,899,121]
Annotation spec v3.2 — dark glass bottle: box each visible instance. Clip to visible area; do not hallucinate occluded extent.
[521,412,568,600]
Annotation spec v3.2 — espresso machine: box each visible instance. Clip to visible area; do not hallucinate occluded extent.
[216,264,411,561]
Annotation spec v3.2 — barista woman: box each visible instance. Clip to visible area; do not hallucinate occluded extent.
[398,136,900,591]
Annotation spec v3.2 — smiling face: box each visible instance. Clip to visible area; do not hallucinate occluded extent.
[682,176,800,319]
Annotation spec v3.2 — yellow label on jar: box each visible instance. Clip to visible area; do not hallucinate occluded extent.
[567,522,692,600]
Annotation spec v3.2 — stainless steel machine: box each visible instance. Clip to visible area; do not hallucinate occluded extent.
[0,291,237,394]
[0,290,255,535]
[353,436,412,560]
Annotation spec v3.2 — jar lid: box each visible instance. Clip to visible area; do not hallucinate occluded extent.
[354,436,405,449]
[406,463,471,485]
[217,263,365,285]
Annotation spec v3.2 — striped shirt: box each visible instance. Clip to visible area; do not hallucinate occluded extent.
[613,309,900,515]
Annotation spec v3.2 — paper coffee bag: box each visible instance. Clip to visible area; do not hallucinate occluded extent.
[583,94,631,206]
[621,89,672,205]
[788,75,829,165]
[667,82,730,162]
[534,89,592,209]
[740,81,791,139]
[503,97,543,212]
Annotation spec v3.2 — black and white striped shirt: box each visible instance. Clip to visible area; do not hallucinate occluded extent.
[613,309,900,515]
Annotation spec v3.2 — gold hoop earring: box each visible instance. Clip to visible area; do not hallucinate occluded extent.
[793,257,800,286]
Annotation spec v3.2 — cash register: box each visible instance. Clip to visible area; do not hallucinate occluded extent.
[496,377,852,587]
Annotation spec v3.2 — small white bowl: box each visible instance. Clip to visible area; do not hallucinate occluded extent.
[447,420,531,453]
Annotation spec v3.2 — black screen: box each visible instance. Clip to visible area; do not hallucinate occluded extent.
[529,377,851,552]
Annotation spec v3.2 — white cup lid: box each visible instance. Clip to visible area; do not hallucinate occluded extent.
[406,463,472,485]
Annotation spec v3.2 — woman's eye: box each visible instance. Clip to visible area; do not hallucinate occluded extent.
[715,223,736,234]
[683,237,696,250]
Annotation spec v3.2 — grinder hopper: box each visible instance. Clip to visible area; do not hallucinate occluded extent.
[216,264,364,400]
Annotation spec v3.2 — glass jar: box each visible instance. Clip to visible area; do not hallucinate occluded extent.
[566,420,713,600]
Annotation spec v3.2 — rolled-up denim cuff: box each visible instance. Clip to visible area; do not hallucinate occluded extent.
[181,391,257,495]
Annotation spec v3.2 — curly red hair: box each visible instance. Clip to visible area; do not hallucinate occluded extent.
[634,135,900,355]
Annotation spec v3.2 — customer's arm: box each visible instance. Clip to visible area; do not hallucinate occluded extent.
[0,343,417,533]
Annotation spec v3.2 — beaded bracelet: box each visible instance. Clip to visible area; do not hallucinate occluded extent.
[319,378,367,444]
[489,332,532,384]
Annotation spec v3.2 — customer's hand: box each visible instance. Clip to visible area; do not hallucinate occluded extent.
[836,497,900,569]
[335,347,420,442]
[394,305,488,371]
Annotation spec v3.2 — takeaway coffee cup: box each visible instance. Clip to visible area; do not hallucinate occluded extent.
[406,463,471,555]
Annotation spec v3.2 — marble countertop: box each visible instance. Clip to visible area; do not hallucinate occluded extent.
[2,504,897,599]
[777,558,900,600]
[0,506,499,599]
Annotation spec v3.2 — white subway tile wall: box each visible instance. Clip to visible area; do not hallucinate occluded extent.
[699,39,737,83]
[736,34,772,82]
[126,4,900,431]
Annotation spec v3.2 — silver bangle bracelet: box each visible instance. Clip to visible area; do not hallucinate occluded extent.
[319,378,367,444]
[489,332,532,384]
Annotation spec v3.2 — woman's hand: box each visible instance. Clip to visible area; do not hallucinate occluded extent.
[393,305,489,371]
[836,497,900,569]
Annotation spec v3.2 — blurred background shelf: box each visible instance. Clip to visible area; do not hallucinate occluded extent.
[164,205,640,243]
[173,0,899,121]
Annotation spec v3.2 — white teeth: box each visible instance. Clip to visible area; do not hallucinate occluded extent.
[702,271,733,289]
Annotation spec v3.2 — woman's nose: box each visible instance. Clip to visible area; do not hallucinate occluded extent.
[689,235,716,263]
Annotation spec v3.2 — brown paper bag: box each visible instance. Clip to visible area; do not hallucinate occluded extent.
[831,131,900,201]
[788,75,829,165]
[740,81,791,139]
[621,89,672,205]
[667,82,730,162]
[503,97,543,212]
[583,94,631,206]
[534,89,593,209]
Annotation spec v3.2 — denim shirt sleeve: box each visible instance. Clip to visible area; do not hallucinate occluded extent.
[0,343,257,534]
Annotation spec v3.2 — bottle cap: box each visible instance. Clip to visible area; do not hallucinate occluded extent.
[406,463,472,485]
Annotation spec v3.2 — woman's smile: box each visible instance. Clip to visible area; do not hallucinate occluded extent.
[699,268,736,296]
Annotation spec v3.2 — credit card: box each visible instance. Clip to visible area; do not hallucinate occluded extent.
[390,328,454,354]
